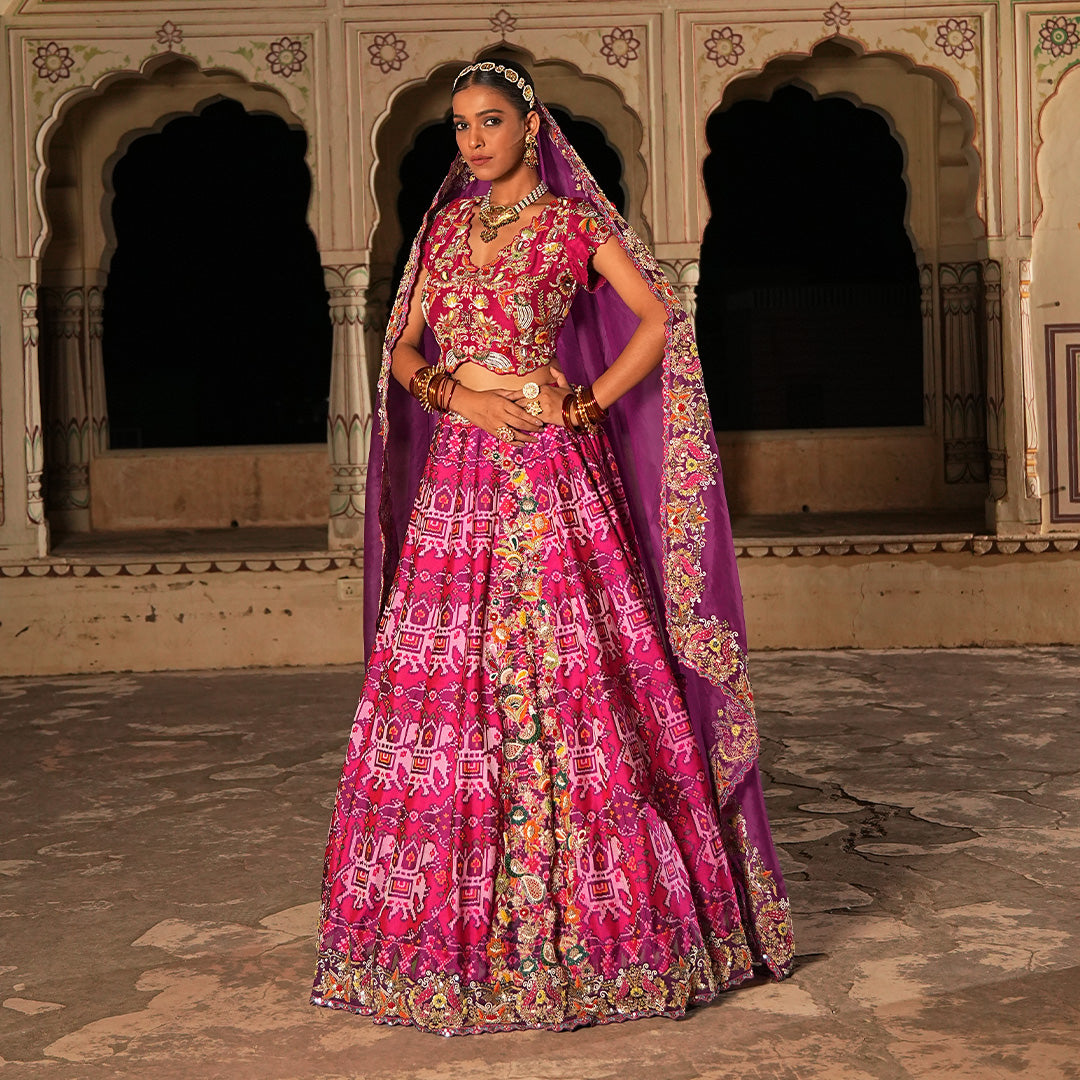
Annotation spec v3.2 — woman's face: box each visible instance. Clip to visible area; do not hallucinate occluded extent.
[452,84,532,182]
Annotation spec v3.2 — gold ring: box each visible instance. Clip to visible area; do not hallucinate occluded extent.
[522,381,540,400]
[524,400,543,417]
[496,425,515,444]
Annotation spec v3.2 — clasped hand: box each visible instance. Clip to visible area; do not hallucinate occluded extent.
[453,366,572,444]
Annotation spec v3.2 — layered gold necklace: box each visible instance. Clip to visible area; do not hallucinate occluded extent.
[477,180,548,243]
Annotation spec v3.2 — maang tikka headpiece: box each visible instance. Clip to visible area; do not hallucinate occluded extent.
[453,61,536,105]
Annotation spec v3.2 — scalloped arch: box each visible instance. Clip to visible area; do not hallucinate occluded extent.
[31,50,311,262]
[701,36,985,246]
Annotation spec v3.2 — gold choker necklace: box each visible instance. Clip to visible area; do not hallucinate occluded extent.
[478,181,548,243]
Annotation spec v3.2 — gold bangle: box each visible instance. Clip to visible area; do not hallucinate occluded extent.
[410,366,437,411]
[571,386,601,432]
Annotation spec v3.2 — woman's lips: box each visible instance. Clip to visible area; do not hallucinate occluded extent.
[471,156,492,166]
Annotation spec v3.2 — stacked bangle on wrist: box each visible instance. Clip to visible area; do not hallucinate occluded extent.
[408,365,460,413]
[562,384,608,432]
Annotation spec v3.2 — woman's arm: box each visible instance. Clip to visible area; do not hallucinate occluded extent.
[586,239,669,410]
[515,236,669,426]
[389,266,433,390]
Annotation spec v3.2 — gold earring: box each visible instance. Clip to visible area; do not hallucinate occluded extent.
[523,131,538,168]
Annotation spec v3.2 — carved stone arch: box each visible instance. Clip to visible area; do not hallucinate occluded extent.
[697,30,997,515]
[27,43,319,263]
[34,51,328,537]
[704,39,984,261]
[695,25,991,250]
[38,53,313,272]
[1031,57,1080,234]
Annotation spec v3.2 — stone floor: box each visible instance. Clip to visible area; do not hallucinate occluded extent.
[1,648,1077,1080]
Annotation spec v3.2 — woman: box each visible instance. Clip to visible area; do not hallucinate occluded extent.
[311,58,794,1035]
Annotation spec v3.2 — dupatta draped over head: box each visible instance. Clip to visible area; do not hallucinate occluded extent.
[364,100,794,976]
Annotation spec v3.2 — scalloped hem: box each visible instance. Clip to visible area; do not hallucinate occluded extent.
[309,949,789,1037]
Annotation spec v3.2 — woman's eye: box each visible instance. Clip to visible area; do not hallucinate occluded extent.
[484,117,501,126]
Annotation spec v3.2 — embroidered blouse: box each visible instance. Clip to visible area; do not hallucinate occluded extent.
[419,196,613,376]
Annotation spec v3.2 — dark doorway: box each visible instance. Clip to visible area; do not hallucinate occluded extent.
[698,84,923,431]
[103,98,331,448]
[392,106,625,293]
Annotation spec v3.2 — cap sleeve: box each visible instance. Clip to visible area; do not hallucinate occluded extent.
[564,203,613,292]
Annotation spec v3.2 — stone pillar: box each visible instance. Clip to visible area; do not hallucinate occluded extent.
[918,264,939,428]
[982,260,1006,504]
[20,286,47,553]
[939,262,987,484]
[86,286,109,455]
[325,264,374,550]
[41,287,90,530]
[1018,260,1040,500]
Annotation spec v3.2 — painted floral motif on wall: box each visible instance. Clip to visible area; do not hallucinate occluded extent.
[600,27,640,68]
[266,37,307,78]
[155,22,183,49]
[705,27,744,68]
[1038,15,1080,59]
[823,3,852,30]
[935,17,976,60]
[32,42,75,83]
[489,9,517,37]
[368,32,408,74]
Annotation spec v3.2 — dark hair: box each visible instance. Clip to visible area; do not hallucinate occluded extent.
[451,58,537,117]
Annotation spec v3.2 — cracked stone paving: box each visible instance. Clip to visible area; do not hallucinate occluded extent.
[1,647,1077,1079]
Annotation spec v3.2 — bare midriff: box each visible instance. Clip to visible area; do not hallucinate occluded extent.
[449,361,557,393]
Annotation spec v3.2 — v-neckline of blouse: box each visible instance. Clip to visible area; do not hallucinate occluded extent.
[462,196,562,271]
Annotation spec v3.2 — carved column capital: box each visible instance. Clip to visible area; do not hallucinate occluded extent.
[659,258,700,318]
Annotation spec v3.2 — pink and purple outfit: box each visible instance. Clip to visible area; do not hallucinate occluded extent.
[311,109,795,1036]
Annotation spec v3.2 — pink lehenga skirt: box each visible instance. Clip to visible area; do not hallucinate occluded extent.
[311,413,782,1035]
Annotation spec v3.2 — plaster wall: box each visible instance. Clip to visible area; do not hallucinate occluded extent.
[717,428,954,515]
[739,552,1080,650]
[3,551,1079,676]
[1029,65,1080,527]
[90,445,327,530]
[0,562,366,675]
